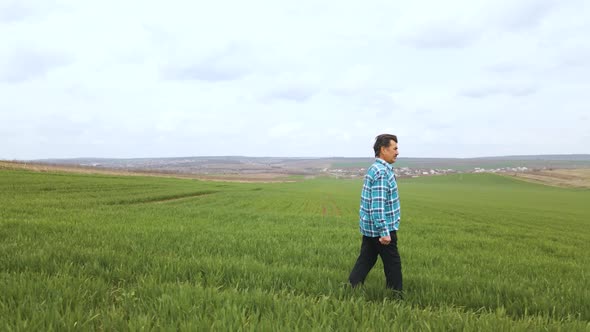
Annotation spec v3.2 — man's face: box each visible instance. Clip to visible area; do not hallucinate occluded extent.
[380,140,399,164]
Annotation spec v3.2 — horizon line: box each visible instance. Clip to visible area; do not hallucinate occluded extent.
[6,153,590,161]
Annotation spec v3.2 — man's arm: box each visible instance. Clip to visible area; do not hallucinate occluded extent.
[370,171,390,244]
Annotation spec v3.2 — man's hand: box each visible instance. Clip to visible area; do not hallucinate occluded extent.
[379,235,391,245]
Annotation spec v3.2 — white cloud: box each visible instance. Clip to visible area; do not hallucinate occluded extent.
[3,52,71,83]
[460,82,538,98]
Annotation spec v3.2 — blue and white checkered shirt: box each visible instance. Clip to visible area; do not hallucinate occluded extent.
[359,158,401,237]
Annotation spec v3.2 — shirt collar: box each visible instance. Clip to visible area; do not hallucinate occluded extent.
[375,158,394,171]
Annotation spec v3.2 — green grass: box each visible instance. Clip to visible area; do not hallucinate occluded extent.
[1,170,589,331]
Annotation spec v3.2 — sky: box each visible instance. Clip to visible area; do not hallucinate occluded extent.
[1,0,589,159]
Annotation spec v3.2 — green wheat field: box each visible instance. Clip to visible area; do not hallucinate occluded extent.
[1,169,589,331]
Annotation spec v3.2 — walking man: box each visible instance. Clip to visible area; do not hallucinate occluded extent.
[349,134,403,296]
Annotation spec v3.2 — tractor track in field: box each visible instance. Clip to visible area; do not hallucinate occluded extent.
[108,192,217,205]
[150,192,216,204]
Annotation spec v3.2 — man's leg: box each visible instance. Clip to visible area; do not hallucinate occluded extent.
[349,236,378,287]
[379,231,403,293]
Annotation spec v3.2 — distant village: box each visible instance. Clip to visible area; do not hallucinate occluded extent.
[34,155,587,179]
[75,159,534,179]
[323,166,531,179]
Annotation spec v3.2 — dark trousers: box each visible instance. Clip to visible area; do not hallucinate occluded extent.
[349,231,402,292]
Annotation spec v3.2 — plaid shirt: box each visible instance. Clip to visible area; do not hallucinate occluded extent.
[358,158,401,237]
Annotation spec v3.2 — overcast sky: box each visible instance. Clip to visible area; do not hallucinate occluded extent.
[1,0,589,159]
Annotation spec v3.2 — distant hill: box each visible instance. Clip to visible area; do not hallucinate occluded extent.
[474,154,590,161]
[330,155,590,171]
[14,154,589,175]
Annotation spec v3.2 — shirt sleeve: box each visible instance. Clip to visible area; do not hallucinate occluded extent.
[369,170,390,237]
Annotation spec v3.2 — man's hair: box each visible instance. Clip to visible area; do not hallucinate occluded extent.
[373,134,398,157]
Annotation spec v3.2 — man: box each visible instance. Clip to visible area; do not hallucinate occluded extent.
[348,134,402,295]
